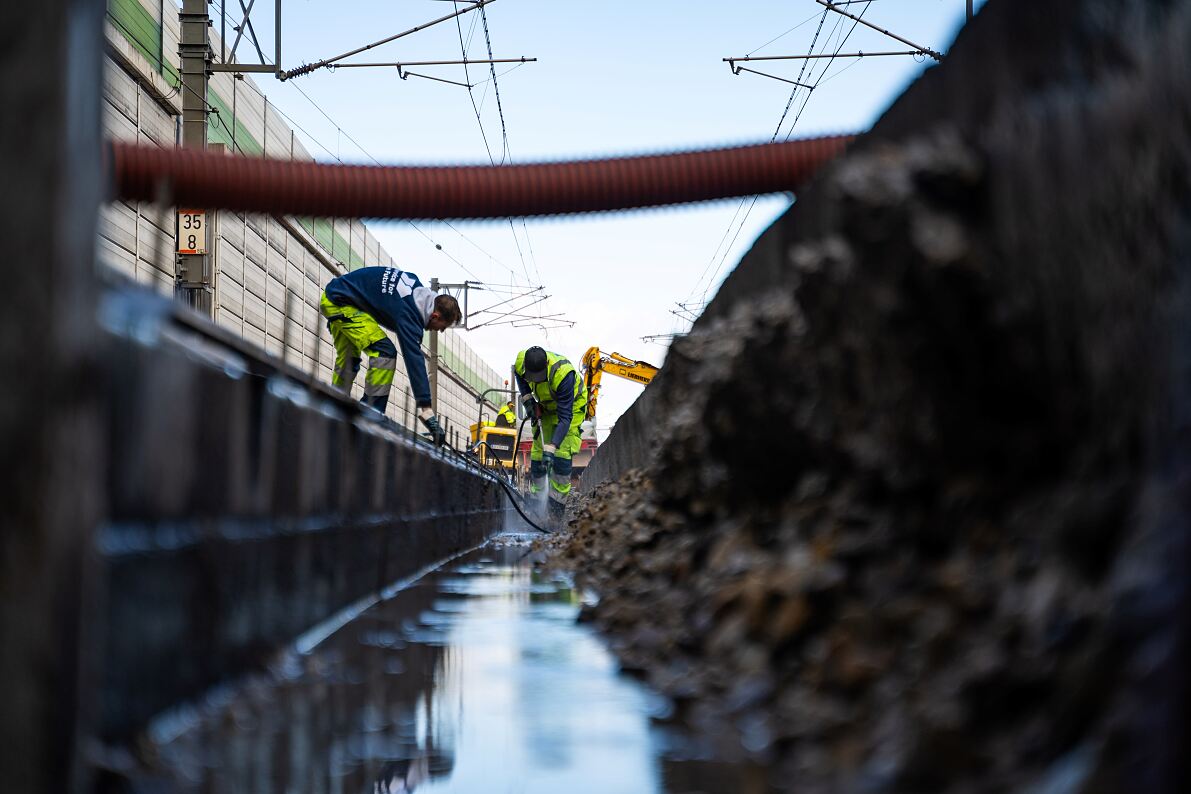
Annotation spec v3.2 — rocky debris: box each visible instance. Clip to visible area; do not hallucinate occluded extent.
[545,102,1191,794]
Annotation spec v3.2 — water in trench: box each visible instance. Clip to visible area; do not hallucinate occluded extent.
[143,533,768,793]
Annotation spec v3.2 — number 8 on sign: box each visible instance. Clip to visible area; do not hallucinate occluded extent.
[177,209,207,255]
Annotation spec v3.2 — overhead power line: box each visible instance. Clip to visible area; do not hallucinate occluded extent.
[281,0,497,79]
[684,7,832,314]
[688,1,882,317]
[451,0,554,325]
[745,9,825,56]
[284,81,496,278]
[327,57,535,69]
[728,50,927,63]
[814,0,943,61]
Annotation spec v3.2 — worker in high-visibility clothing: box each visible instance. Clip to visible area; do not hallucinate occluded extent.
[513,346,588,518]
[320,266,461,445]
[495,400,517,428]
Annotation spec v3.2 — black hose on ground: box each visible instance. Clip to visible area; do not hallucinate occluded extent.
[439,439,553,535]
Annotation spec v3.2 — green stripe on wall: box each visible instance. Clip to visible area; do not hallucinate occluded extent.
[106,0,179,87]
[428,334,503,396]
[206,87,263,156]
[296,218,363,271]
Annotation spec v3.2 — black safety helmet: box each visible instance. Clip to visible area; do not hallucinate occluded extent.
[523,346,548,382]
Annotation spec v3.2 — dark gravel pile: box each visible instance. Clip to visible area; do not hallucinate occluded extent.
[546,92,1191,793]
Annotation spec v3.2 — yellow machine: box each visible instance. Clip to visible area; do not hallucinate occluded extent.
[469,421,518,470]
[580,347,659,423]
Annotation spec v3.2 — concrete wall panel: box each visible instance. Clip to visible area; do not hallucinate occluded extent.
[138,90,174,148]
[216,236,243,284]
[218,210,244,253]
[217,273,244,318]
[244,291,266,334]
[103,59,138,127]
[98,234,136,278]
[100,201,138,257]
[264,104,291,160]
[101,28,504,438]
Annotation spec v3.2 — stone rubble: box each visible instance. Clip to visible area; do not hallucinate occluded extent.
[540,127,1185,792]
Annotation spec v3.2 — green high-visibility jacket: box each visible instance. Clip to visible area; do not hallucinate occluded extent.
[514,350,587,448]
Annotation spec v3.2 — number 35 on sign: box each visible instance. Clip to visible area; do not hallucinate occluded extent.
[177,209,207,254]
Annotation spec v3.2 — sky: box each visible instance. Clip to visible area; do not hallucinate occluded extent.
[233,0,985,438]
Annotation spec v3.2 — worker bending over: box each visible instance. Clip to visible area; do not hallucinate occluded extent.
[321,266,461,445]
[513,346,588,519]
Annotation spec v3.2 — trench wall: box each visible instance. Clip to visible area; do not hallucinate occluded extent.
[96,283,506,741]
[578,0,1191,785]
[583,0,1143,488]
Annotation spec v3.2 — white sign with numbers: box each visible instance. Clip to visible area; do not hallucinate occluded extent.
[177,209,207,254]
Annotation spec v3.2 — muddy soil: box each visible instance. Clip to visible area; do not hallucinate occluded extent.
[542,11,1191,784]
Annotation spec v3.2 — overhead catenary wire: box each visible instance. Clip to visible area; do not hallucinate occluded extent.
[478,3,544,299]
[452,1,548,312]
[324,57,535,69]
[218,83,490,278]
[205,3,518,281]
[815,0,943,61]
[745,9,826,56]
[280,0,497,79]
[688,1,877,314]
[284,79,497,278]
[712,4,870,295]
[684,7,833,314]
[727,50,926,62]
[479,3,511,164]
[210,0,534,286]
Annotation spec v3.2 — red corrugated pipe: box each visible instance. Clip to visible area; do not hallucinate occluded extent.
[108,134,854,220]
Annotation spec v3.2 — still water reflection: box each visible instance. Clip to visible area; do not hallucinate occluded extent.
[147,534,767,793]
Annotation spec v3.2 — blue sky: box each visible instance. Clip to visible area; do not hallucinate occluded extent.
[243,0,985,435]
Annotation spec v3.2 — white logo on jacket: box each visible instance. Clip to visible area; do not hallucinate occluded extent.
[380,268,416,298]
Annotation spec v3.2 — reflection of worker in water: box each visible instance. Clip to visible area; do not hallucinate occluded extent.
[513,346,588,519]
[495,400,517,428]
[373,753,430,793]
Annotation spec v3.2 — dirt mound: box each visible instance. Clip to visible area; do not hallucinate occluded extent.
[547,99,1191,793]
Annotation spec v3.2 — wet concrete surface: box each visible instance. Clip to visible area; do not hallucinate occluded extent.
[129,532,769,794]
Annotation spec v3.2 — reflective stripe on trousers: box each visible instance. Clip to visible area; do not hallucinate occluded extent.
[363,356,396,395]
[332,355,358,390]
[548,472,570,503]
[530,455,572,502]
[530,456,548,495]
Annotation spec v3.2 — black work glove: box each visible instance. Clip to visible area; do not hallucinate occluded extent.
[420,413,447,447]
[520,392,542,420]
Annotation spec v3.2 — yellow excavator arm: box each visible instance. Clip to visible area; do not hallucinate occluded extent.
[581,346,659,422]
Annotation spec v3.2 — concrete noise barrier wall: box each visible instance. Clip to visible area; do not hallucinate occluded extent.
[95,284,505,741]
